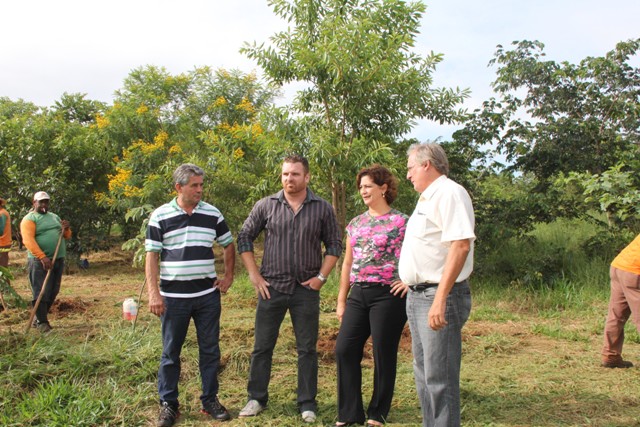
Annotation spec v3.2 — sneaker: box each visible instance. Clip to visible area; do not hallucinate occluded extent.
[201,396,231,421]
[602,359,633,368]
[301,410,316,423]
[157,401,179,427]
[239,399,264,417]
[37,322,52,333]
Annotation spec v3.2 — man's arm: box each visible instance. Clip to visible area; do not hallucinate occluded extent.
[20,218,52,269]
[428,238,471,331]
[61,219,72,240]
[145,251,165,317]
[216,243,235,293]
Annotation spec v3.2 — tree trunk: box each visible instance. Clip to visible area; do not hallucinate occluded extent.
[332,180,347,237]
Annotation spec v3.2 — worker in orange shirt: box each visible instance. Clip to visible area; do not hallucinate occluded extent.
[0,197,11,268]
[601,233,640,368]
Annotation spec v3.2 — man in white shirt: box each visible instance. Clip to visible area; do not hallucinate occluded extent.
[399,142,475,427]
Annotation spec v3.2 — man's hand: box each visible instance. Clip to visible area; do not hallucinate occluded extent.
[61,220,70,230]
[148,290,165,317]
[428,298,448,330]
[249,273,271,299]
[390,280,408,297]
[40,256,52,270]
[216,276,234,294]
[302,276,324,291]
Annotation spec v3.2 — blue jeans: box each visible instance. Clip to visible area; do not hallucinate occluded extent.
[406,282,472,427]
[247,286,320,412]
[158,291,222,406]
[28,257,64,324]
[335,284,407,424]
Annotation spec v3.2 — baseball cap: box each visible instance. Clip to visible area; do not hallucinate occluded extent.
[33,191,51,201]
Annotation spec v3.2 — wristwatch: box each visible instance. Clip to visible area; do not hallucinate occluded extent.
[316,272,327,283]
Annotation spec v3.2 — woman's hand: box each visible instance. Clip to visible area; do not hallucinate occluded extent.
[390,280,408,297]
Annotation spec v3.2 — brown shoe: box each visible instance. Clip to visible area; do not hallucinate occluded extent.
[602,359,633,368]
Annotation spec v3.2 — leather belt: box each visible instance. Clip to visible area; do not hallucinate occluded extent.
[409,280,468,292]
[408,283,438,292]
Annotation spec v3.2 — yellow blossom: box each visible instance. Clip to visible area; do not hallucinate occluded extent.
[213,96,227,108]
[123,185,144,198]
[96,114,110,129]
[233,147,245,160]
[136,104,149,115]
[251,123,264,136]
[108,167,132,192]
[154,131,169,145]
[235,97,255,114]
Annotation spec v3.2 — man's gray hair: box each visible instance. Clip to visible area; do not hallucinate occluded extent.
[173,163,204,186]
[408,142,449,176]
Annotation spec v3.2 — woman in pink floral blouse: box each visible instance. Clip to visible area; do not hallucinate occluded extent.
[335,165,409,427]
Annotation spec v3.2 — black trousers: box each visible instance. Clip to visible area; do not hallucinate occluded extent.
[335,284,407,424]
[28,257,64,324]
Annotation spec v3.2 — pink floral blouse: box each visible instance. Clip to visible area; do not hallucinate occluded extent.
[346,209,408,285]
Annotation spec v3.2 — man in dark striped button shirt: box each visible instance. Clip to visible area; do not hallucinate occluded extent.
[237,154,342,424]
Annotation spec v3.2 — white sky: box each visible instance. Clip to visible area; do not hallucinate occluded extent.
[1,0,639,141]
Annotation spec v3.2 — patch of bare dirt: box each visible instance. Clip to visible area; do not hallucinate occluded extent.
[50,297,91,317]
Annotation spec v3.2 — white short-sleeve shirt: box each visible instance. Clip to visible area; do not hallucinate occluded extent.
[399,175,476,285]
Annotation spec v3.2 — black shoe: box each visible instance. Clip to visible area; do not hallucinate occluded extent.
[602,359,633,368]
[201,396,231,421]
[157,401,179,427]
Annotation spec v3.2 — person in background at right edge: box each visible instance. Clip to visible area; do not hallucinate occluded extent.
[601,233,640,368]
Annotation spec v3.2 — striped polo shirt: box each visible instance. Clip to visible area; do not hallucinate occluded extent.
[145,198,233,298]
[237,189,342,294]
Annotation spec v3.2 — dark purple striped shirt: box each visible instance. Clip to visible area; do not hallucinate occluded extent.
[237,189,342,294]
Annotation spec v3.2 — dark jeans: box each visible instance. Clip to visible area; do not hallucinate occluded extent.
[247,285,320,412]
[28,257,64,324]
[158,291,222,406]
[335,284,407,424]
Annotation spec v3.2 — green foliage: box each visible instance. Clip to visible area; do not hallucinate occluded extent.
[242,0,469,227]
[99,66,278,230]
[454,38,640,249]
[487,39,640,179]
[0,95,114,257]
[0,266,27,309]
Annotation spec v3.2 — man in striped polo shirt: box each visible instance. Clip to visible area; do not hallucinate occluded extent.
[145,164,235,427]
[237,154,342,424]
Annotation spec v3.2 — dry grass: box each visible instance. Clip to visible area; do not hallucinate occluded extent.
[1,247,640,426]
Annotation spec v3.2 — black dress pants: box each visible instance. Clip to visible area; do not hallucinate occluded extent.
[335,284,407,424]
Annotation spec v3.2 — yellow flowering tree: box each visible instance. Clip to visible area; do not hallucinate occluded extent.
[94,66,278,250]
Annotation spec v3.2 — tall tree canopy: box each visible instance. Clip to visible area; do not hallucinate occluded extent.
[242,0,468,228]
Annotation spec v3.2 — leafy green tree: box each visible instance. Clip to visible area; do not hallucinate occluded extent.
[242,0,468,228]
[97,66,279,262]
[465,38,640,181]
[0,95,114,257]
[454,39,640,236]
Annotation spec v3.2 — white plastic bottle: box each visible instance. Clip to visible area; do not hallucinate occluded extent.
[122,298,138,321]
